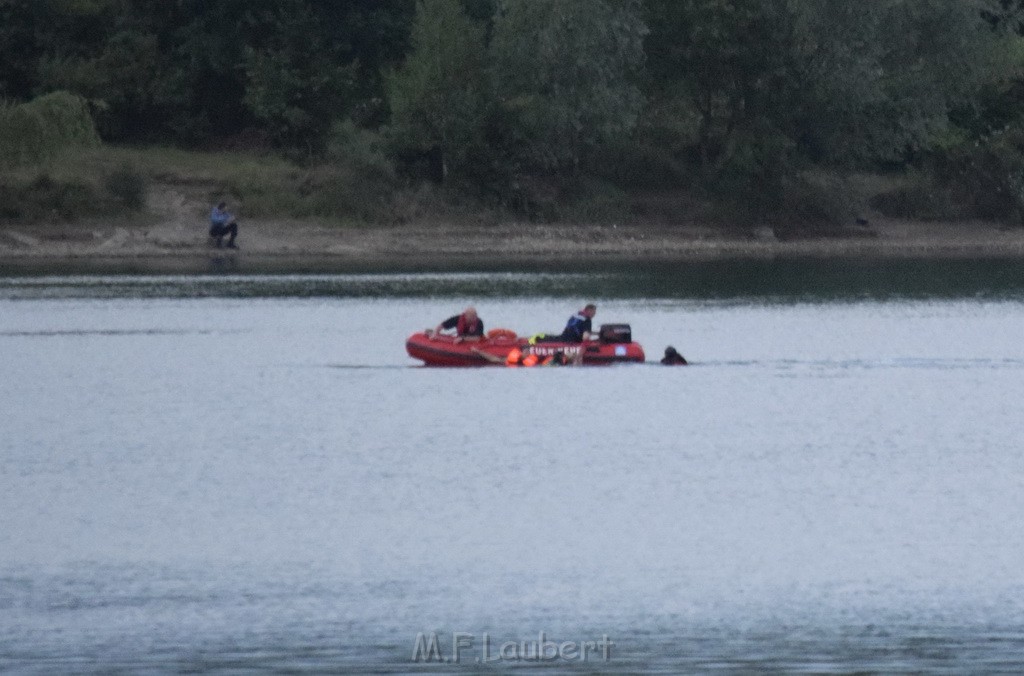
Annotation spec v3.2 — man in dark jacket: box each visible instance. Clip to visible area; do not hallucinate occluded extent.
[432,306,484,343]
[560,304,597,342]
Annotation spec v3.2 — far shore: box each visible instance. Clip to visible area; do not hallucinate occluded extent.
[3,202,1024,275]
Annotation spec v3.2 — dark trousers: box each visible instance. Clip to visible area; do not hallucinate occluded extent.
[209,222,238,246]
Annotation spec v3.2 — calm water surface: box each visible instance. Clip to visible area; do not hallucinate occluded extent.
[2,262,1024,673]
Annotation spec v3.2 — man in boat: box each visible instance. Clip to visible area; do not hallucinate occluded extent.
[661,346,688,365]
[560,304,597,342]
[209,201,239,249]
[431,306,484,343]
[529,303,597,345]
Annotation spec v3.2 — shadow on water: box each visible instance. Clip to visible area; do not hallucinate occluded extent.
[609,258,1024,301]
[3,258,1024,301]
[316,357,1024,371]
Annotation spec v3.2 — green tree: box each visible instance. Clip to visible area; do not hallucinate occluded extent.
[491,0,647,172]
[644,0,1001,192]
[873,0,1002,161]
[982,0,1024,34]
[38,29,171,141]
[0,1,48,99]
[645,0,800,174]
[1,0,419,147]
[386,0,489,181]
[0,91,99,166]
[242,1,355,148]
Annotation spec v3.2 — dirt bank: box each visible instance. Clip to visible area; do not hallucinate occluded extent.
[3,182,1024,273]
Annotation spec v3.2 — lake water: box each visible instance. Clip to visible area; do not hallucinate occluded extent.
[3,260,1024,673]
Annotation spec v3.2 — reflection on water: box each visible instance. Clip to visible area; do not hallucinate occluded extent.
[4,257,1024,301]
[2,270,1024,672]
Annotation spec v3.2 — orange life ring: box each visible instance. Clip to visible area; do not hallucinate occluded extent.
[487,328,518,341]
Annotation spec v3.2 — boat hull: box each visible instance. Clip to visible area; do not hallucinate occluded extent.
[405,332,645,366]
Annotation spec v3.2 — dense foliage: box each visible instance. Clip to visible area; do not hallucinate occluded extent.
[4,0,1024,223]
[0,91,99,166]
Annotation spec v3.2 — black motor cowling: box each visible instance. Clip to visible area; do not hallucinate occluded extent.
[599,323,632,344]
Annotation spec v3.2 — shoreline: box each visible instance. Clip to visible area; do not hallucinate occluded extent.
[3,217,1024,275]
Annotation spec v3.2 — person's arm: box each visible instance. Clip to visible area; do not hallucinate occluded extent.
[432,315,459,339]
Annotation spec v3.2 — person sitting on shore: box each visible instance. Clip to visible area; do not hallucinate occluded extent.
[430,306,484,343]
[661,346,688,365]
[209,201,239,249]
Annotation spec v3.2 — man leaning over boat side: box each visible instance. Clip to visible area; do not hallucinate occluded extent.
[429,306,485,343]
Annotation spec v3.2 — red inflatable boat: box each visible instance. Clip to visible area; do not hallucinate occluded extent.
[406,324,646,367]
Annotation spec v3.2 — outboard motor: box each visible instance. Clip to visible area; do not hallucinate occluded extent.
[598,323,632,344]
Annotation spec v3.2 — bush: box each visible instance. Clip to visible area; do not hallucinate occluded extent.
[103,162,147,209]
[779,174,856,227]
[304,164,393,222]
[325,120,396,185]
[0,92,100,167]
[559,178,632,224]
[868,175,959,221]
[500,175,632,223]
[296,121,399,222]
[699,127,798,226]
[930,126,1024,224]
[388,183,455,225]
[0,173,109,222]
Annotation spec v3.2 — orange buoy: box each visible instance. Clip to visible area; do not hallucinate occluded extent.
[487,328,518,341]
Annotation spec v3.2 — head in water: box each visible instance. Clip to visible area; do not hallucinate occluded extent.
[664,346,679,357]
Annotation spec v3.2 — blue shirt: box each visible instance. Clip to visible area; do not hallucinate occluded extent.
[560,312,592,342]
[210,206,231,226]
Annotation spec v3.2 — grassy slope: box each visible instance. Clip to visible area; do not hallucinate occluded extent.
[0,144,1004,233]
[1,145,413,226]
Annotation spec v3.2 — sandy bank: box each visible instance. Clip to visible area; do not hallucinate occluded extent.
[2,183,1024,273]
